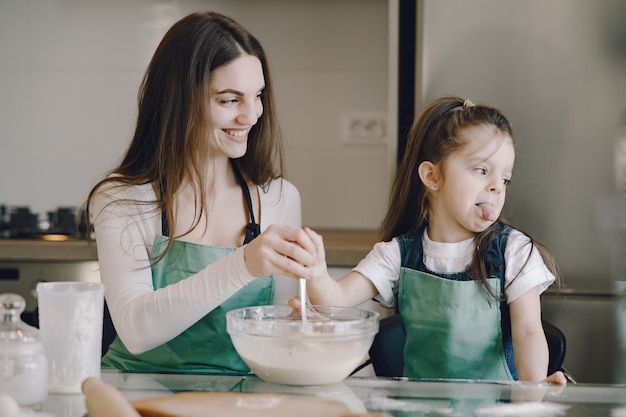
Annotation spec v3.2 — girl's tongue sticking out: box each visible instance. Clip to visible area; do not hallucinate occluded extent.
[476,203,497,221]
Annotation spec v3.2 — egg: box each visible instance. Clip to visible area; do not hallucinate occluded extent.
[0,393,20,417]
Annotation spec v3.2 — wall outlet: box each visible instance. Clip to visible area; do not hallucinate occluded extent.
[342,111,387,145]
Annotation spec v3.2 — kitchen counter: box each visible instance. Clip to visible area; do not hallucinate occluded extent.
[0,229,379,266]
[39,370,626,416]
[315,229,379,266]
[0,238,97,261]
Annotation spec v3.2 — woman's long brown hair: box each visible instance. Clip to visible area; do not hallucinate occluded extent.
[84,12,284,262]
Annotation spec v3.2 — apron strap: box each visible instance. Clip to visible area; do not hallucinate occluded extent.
[160,178,169,237]
[230,160,261,244]
[159,161,260,244]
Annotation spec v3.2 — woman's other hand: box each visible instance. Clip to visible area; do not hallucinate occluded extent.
[286,296,329,321]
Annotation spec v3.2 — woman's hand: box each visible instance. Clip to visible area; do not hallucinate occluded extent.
[243,224,316,279]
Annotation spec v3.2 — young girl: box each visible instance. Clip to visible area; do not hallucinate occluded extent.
[301,96,566,384]
[85,12,315,373]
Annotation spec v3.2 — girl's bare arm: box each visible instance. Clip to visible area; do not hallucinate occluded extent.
[302,227,378,307]
[510,286,552,382]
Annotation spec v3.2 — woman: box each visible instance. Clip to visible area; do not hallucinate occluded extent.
[85,11,315,373]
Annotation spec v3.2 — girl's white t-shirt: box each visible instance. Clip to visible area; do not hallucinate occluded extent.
[353,229,555,307]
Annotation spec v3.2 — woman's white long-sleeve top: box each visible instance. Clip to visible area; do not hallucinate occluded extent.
[92,178,301,354]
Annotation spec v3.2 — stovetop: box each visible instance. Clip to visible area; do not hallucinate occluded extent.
[0,205,87,240]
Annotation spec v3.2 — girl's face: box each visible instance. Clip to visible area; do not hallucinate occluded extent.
[426,125,515,242]
[208,54,265,159]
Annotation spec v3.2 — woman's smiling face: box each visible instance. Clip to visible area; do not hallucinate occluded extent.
[427,124,515,242]
[208,54,265,159]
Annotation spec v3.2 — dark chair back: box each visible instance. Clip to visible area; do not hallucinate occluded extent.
[368,314,405,377]
[542,319,567,375]
[368,314,567,378]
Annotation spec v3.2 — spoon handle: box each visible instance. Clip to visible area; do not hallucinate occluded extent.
[299,277,308,324]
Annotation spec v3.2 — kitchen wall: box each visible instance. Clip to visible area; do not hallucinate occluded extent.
[0,0,391,231]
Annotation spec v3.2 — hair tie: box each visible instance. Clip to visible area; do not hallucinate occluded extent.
[450,98,476,113]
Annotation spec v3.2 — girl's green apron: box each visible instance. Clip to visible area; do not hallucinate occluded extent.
[397,224,515,381]
[399,270,512,380]
[102,161,271,373]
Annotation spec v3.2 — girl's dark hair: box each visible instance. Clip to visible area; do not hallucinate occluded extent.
[84,12,284,260]
[381,96,560,297]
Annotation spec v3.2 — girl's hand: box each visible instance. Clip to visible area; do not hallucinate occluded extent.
[302,227,329,281]
[544,371,567,386]
[243,225,316,279]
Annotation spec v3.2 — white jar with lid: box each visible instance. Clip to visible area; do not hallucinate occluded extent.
[0,293,48,406]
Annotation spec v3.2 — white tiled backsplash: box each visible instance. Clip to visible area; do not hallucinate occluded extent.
[0,0,391,231]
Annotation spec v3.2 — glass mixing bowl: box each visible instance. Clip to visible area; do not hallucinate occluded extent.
[226,305,379,386]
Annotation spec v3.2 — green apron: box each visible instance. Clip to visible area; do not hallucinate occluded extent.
[102,235,273,373]
[399,268,513,381]
[102,161,272,373]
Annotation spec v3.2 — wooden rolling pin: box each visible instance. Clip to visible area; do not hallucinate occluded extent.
[132,391,394,417]
[82,377,393,417]
[82,377,141,417]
